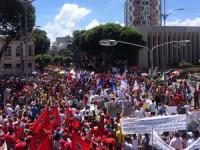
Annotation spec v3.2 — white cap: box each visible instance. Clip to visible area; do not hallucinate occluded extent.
[187,132,193,137]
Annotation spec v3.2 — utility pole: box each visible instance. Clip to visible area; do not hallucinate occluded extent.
[25,0,28,76]
[19,14,24,76]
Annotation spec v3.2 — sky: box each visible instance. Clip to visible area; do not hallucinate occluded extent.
[33,0,200,43]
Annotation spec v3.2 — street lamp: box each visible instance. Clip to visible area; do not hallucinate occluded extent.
[162,0,184,29]
[99,39,190,69]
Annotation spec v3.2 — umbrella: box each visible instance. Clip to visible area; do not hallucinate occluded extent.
[32,71,38,75]
[172,70,181,76]
[58,70,67,75]
[141,73,148,77]
[43,72,48,76]
[53,68,60,72]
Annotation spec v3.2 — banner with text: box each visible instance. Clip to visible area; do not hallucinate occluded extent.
[149,130,175,150]
[120,115,187,134]
[184,138,200,150]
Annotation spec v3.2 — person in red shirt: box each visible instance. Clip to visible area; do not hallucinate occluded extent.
[4,128,16,149]
[14,138,27,150]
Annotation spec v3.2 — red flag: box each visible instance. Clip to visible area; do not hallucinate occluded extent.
[37,136,53,150]
[32,108,50,133]
[73,119,80,128]
[72,133,90,150]
[49,107,61,130]
[29,129,52,150]
[66,108,73,118]
[96,115,104,137]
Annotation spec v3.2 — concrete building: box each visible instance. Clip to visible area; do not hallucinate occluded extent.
[53,35,73,49]
[137,26,200,69]
[0,35,35,76]
[125,0,162,27]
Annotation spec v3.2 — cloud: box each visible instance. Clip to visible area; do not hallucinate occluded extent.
[166,17,200,26]
[44,3,91,43]
[85,19,100,30]
[85,20,124,30]
[115,21,124,27]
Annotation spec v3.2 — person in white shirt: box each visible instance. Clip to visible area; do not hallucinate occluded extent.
[6,104,13,117]
[132,134,139,150]
[123,136,134,150]
[170,132,183,150]
[187,132,194,147]
[14,105,20,116]
[149,100,157,116]
[134,108,144,118]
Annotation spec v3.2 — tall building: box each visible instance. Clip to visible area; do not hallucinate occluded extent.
[125,0,162,27]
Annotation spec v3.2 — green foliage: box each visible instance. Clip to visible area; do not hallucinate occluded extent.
[73,23,145,67]
[52,49,73,66]
[33,28,50,55]
[179,60,194,68]
[0,0,35,36]
[59,48,73,58]
[35,54,52,70]
[0,0,36,59]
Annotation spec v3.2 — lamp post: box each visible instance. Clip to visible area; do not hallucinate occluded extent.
[162,0,184,30]
[99,39,190,69]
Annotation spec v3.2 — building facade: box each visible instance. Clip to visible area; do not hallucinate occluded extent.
[0,36,35,76]
[137,26,200,69]
[125,0,162,27]
[53,35,73,49]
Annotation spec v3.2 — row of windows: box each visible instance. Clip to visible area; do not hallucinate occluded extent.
[4,63,32,69]
[4,46,33,57]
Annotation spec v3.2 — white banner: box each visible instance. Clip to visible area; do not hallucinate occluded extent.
[184,138,200,150]
[149,130,175,150]
[120,115,187,134]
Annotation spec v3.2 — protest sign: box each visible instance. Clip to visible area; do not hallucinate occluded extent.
[149,130,175,150]
[184,138,200,150]
[120,115,187,134]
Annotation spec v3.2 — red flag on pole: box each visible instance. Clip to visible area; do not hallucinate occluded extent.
[32,108,50,133]
[96,115,104,137]
[72,133,90,150]
[29,129,52,150]
[49,107,61,130]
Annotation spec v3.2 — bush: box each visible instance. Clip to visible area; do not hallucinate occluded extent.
[179,61,194,68]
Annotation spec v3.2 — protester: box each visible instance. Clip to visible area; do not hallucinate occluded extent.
[0,65,198,150]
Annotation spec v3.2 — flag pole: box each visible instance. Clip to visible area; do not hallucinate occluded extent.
[152,127,153,150]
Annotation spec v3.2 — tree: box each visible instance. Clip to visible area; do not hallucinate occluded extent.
[73,23,145,69]
[52,49,73,66]
[0,0,36,59]
[33,28,50,55]
[35,54,52,70]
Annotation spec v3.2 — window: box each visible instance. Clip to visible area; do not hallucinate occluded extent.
[4,64,11,69]
[4,46,11,57]
[28,63,32,68]
[28,45,32,56]
[141,21,146,24]
[16,46,20,57]
[16,64,20,68]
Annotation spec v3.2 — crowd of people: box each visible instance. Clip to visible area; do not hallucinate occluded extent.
[0,65,199,150]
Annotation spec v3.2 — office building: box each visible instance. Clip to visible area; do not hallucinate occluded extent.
[53,35,73,49]
[125,0,162,27]
[137,26,200,69]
